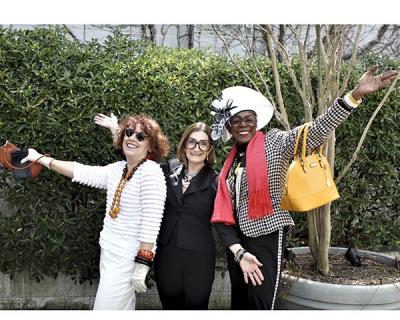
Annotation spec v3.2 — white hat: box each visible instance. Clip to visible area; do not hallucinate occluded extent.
[210,86,274,142]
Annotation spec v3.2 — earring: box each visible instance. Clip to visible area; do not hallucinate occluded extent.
[206,153,209,161]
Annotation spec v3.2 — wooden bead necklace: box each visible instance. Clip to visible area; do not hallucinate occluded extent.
[108,159,146,219]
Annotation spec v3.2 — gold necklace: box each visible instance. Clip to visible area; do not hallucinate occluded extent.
[108,159,146,219]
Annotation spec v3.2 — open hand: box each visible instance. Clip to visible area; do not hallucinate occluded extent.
[352,66,398,100]
[93,113,119,131]
[239,251,265,286]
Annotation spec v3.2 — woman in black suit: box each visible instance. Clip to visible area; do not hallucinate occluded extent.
[94,117,218,309]
[155,122,218,309]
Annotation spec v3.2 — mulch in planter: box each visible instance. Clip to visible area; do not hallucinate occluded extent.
[282,252,400,285]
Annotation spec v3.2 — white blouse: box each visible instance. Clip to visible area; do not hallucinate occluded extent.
[72,160,166,259]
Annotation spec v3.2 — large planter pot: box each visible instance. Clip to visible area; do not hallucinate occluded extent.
[277,247,400,310]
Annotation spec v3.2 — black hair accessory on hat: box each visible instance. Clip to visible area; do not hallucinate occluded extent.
[210,98,237,141]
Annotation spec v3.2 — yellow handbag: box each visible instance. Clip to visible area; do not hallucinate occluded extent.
[280,123,340,212]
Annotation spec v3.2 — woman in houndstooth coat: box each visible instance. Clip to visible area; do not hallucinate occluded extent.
[209,67,398,310]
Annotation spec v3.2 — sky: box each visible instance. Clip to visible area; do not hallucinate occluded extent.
[1,0,398,25]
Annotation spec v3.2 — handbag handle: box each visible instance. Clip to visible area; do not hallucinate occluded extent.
[293,123,309,160]
[302,125,324,160]
[293,123,324,161]
[1,141,47,170]
[301,123,311,161]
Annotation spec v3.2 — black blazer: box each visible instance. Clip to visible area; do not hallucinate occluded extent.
[158,162,218,253]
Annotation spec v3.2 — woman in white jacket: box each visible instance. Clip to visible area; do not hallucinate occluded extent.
[21,114,169,310]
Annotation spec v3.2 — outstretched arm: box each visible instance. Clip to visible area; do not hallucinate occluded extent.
[21,148,109,190]
[278,66,398,159]
[21,148,74,178]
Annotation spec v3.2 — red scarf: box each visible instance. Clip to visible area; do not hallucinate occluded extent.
[211,131,273,224]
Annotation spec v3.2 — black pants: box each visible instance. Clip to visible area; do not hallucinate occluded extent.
[154,243,215,310]
[226,228,286,310]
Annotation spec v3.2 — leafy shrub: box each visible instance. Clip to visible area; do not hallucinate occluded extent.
[0,27,398,282]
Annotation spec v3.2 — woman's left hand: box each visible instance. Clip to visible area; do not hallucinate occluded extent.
[239,252,264,286]
[131,263,150,293]
[352,66,398,100]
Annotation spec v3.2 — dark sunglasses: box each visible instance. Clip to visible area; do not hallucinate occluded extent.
[124,128,148,142]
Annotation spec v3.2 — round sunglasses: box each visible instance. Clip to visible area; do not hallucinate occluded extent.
[124,128,148,142]
[229,114,257,128]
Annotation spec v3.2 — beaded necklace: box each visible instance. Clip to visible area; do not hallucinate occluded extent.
[108,159,146,219]
[182,169,200,190]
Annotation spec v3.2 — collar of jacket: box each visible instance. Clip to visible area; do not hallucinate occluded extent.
[171,164,214,201]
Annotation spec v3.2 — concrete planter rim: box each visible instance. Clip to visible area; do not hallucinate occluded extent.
[282,246,400,289]
[280,246,400,307]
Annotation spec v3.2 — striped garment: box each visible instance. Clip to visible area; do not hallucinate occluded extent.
[72,159,167,259]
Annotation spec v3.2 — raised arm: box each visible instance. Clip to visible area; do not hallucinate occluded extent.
[278,66,398,159]
[93,113,120,141]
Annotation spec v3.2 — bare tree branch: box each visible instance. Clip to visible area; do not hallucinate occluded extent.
[360,24,389,55]
[339,25,363,96]
[212,25,260,92]
[63,25,79,42]
[261,24,313,121]
[265,27,290,129]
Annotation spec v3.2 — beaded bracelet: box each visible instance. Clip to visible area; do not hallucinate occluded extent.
[137,249,154,262]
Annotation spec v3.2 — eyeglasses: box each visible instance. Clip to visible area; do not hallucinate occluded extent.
[124,128,148,142]
[229,114,257,127]
[185,138,211,151]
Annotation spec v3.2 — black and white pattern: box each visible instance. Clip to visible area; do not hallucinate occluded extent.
[227,98,353,237]
[210,98,237,141]
[271,228,283,310]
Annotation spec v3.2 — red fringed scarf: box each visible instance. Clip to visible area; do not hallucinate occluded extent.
[211,131,273,224]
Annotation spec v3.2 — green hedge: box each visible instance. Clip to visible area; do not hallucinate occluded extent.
[0,27,399,282]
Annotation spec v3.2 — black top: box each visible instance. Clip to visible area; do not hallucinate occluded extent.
[158,161,219,253]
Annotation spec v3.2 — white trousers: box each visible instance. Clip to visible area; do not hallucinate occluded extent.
[93,248,136,310]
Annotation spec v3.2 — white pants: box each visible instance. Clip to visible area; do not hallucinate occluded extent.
[93,248,136,310]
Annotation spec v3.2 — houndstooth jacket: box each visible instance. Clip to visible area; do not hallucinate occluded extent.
[216,98,354,243]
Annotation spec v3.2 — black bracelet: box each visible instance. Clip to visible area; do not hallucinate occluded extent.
[238,250,246,263]
[134,255,153,267]
[338,97,354,112]
[234,248,247,263]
